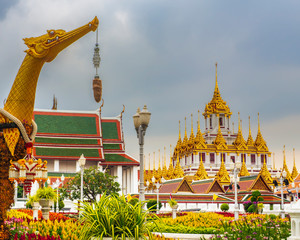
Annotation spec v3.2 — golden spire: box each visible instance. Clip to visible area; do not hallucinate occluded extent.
[233,112,247,151]
[157,149,162,182]
[259,154,273,184]
[194,153,209,180]
[273,152,276,170]
[203,63,232,117]
[173,155,184,179]
[214,123,228,151]
[195,110,207,149]
[181,117,189,156]
[239,154,250,177]
[188,114,196,154]
[147,153,153,190]
[215,153,230,184]
[282,145,293,183]
[162,146,168,180]
[173,121,182,159]
[254,113,269,151]
[291,148,299,179]
[246,116,254,146]
[167,145,175,179]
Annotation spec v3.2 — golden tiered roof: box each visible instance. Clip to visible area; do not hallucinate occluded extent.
[173,121,182,159]
[203,63,232,118]
[246,116,254,146]
[215,154,230,184]
[282,146,293,183]
[254,113,269,152]
[239,154,250,177]
[162,147,168,180]
[233,113,247,151]
[214,124,228,151]
[259,155,273,184]
[194,154,209,180]
[195,110,207,150]
[173,155,184,178]
[291,148,299,180]
[167,145,175,179]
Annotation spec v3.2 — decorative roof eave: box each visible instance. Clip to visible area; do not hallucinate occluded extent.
[206,179,225,194]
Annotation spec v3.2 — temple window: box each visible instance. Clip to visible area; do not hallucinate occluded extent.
[210,118,212,129]
[201,153,206,163]
[185,156,187,166]
[191,154,194,164]
[221,153,226,162]
[230,156,235,163]
[210,153,215,164]
[219,117,223,127]
[261,154,266,164]
[251,154,256,165]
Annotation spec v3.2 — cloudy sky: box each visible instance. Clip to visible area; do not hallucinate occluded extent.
[1,0,300,170]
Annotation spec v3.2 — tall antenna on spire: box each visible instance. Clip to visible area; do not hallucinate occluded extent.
[92,27,102,103]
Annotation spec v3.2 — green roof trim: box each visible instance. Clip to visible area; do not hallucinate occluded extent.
[191,179,213,185]
[35,137,98,145]
[104,154,134,163]
[48,172,76,177]
[103,144,121,150]
[101,122,119,140]
[36,147,100,157]
[35,115,98,135]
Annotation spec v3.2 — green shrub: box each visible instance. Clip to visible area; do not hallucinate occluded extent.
[147,199,162,212]
[54,196,65,212]
[36,187,57,201]
[220,203,229,212]
[168,199,178,208]
[79,194,157,239]
[129,197,139,206]
[247,204,255,213]
[25,195,39,209]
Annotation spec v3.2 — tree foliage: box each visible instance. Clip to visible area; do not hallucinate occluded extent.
[60,166,120,202]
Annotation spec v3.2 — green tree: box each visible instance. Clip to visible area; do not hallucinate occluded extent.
[220,203,229,212]
[60,166,120,202]
[146,199,162,212]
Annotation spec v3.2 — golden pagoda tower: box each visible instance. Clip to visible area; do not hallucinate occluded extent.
[173,121,182,159]
[188,114,195,155]
[180,117,189,157]
[233,112,247,151]
[291,148,299,179]
[156,149,162,183]
[195,110,207,150]
[215,153,230,184]
[254,113,268,152]
[259,155,273,184]
[282,145,293,183]
[246,116,254,146]
[167,145,175,179]
[239,154,250,177]
[162,146,168,180]
[194,154,209,180]
[173,155,184,178]
[214,123,228,151]
[144,155,148,188]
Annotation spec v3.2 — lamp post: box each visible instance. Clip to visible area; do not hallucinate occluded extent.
[230,160,241,220]
[152,176,165,214]
[55,175,65,213]
[78,154,86,202]
[133,105,151,205]
[276,170,286,219]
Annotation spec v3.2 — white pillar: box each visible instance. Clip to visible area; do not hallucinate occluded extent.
[116,166,123,195]
[288,200,300,240]
[131,166,138,193]
[54,160,59,172]
[126,169,131,194]
[123,170,127,195]
[14,181,18,206]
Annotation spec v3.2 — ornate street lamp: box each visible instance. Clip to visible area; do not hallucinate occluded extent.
[9,148,48,195]
[152,176,165,214]
[133,105,151,205]
[276,169,287,219]
[78,154,86,203]
[55,175,65,213]
[229,160,241,220]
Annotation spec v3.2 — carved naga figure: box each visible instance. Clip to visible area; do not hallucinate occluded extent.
[0,17,98,239]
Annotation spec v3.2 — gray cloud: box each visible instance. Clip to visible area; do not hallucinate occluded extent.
[0,0,299,170]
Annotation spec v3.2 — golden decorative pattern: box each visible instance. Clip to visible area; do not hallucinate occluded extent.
[213,125,228,151]
[239,155,250,177]
[194,154,209,180]
[291,148,298,180]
